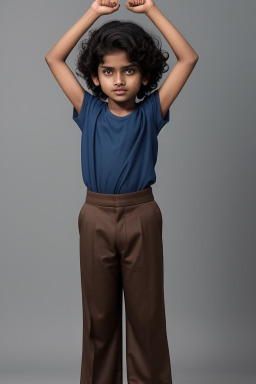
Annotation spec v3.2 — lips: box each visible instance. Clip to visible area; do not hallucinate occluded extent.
[114,89,127,94]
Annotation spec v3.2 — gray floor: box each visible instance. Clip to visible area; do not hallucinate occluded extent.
[1,371,256,384]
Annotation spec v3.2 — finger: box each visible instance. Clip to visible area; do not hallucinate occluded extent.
[111,1,119,8]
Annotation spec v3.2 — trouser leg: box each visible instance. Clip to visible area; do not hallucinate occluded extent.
[78,202,123,384]
[121,200,173,384]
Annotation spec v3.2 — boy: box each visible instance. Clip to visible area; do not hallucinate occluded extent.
[45,1,198,383]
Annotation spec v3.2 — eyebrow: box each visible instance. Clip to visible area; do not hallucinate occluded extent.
[99,64,136,69]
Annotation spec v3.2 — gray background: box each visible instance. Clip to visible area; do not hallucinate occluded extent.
[1,0,255,383]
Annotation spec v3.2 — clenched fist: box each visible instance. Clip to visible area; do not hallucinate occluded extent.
[125,0,155,13]
[91,0,120,16]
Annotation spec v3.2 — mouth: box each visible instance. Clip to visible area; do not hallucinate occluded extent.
[113,89,127,95]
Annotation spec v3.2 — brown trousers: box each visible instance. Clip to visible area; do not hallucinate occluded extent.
[78,186,173,384]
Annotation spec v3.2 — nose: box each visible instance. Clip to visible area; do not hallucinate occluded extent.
[114,71,125,85]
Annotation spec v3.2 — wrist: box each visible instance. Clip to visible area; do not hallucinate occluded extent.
[89,7,102,18]
[145,4,157,16]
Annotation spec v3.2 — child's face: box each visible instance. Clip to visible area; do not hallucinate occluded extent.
[91,50,149,102]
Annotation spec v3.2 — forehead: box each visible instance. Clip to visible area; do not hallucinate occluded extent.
[100,51,133,67]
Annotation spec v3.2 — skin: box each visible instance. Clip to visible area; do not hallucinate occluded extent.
[45,0,198,120]
[91,50,150,117]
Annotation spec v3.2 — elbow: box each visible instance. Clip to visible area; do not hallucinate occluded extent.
[187,52,199,63]
[45,54,65,65]
[193,53,199,62]
[188,55,199,67]
[179,54,199,65]
[44,53,57,65]
[45,54,52,64]
[189,54,199,64]
[45,54,50,64]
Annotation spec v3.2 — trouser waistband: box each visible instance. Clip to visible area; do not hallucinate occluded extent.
[85,186,154,207]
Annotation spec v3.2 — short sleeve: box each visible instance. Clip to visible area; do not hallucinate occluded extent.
[72,91,100,131]
[142,89,170,135]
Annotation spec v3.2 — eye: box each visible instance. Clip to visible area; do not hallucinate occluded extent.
[102,68,135,75]
[103,70,112,75]
[126,68,135,74]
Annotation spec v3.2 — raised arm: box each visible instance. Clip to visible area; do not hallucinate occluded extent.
[45,1,120,115]
[126,0,199,120]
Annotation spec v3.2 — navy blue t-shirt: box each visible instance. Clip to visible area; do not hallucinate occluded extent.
[72,89,170,194]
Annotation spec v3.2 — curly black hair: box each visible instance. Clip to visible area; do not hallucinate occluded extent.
[74,20,169,100]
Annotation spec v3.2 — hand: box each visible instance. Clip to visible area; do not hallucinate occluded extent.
[91,0,120,16]
[125,0,155,14]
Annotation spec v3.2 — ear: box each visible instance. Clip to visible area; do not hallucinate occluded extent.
[141,72,150,86]
[91,75,100,87]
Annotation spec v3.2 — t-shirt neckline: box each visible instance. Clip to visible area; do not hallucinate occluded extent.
[105,102,138,120]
